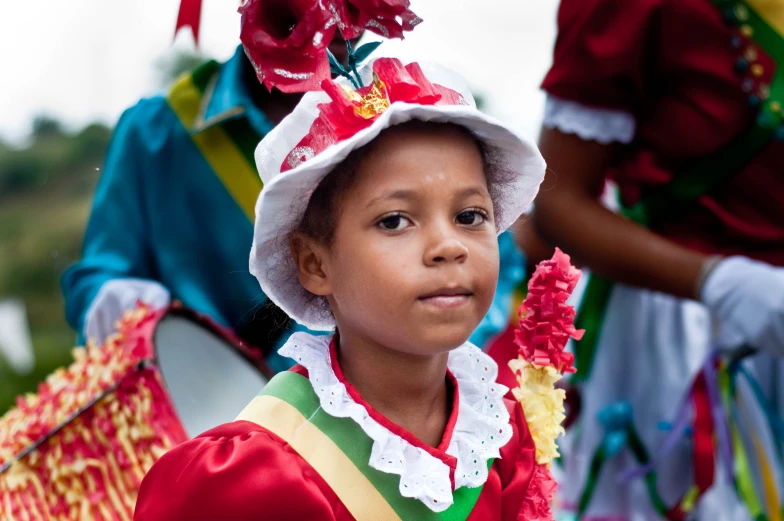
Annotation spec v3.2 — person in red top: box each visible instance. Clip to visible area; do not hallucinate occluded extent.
[132,31,561,518]
[527,0,784,519]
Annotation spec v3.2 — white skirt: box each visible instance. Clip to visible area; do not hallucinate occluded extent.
[554,278,784,521]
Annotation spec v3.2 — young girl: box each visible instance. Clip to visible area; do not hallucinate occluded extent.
[133,56,550,520]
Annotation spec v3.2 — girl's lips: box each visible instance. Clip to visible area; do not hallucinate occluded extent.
[417,287,473,309]
[418,294,472,309]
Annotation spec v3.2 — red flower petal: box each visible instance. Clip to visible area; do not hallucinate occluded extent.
[328,0,365,39]
[515,248,583,373]
[348,0,420,39]
[240,0,337,93]
[280,59,466,173]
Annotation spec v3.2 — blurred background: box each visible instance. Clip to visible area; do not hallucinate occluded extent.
[0,0,559,413]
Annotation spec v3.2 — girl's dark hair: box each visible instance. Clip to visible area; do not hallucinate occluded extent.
[297,120,489,245]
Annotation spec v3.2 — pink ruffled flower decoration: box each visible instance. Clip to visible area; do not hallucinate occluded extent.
[520,464,558,521]
[281,57,466,172]
[515,247,584,374]
[511,248,584,518]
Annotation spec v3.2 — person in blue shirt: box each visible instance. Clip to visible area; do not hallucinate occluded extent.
[61,44,320,372]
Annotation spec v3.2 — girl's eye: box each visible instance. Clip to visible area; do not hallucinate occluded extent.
[377,214,413,231]
[456,210,487,226]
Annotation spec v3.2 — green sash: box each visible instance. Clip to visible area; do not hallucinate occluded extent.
[236,371,490,521]
[165,61,263,222]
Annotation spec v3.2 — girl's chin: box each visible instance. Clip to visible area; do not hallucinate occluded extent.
[396,328,477,356]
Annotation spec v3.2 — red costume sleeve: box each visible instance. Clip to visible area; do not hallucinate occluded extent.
[541,0,664,112]
[133,421,336,521]
[493,398,552,520]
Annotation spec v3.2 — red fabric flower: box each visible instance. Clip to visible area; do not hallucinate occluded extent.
[515,248,584,374]
[520,464,558,521]
[330,0,422,40]
[326,0,363,39]
[239,0,337,93]
[281,57,466,172]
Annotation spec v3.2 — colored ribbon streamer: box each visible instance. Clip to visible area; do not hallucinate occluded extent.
[174,0,204,45]
[583,348,784,520]
[691,372,717,495]
[620,352,709,482]
[703,352,736,485]
[722,367,766,520]
[620,350,731,488]
[616,348,784,520]
[727,360,784,520]
[576,402,687,521]
[733,363,784,442]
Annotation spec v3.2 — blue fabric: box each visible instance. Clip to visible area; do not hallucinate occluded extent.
[469,231,526,350]
[60,47,303,369]
[202,47,276,136]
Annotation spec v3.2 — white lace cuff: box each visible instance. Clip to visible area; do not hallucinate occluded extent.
[542,95,636,144]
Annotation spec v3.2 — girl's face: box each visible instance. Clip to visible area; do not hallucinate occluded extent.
[300,125,500,356]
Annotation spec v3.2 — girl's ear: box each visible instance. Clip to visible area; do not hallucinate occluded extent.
[290,232,332,296]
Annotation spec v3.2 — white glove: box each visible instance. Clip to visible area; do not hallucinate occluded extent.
[700,256,784,356]
[84,278,171,345]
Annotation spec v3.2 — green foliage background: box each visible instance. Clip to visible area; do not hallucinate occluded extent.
[0,51,211,415]
[0,120,109,413]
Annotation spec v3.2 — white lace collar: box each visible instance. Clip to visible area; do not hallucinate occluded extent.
[279,332,512,513]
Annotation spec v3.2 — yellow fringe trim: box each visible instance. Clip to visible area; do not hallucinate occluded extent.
[509,357,566,466]
[0,306,185,521]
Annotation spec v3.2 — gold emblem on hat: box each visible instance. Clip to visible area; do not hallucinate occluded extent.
[343,73,390,120]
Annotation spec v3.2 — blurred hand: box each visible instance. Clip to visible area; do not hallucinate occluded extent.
[701,256,784,356]
[84,278,170,345]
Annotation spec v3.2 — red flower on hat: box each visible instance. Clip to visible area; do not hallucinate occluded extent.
[281,58,466,172]
[239,0,424,93]
[330,0,422,40]
[239,0,337,93]
[515,248,584,374]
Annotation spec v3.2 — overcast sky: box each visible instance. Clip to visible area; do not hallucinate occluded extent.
[0,0,559,145]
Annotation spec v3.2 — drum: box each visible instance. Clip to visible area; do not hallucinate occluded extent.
[153,305,273,437]
[0,303,273,521]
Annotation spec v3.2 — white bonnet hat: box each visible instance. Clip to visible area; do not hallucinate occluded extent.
[250,57,546,330]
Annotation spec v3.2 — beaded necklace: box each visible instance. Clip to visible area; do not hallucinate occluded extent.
[714,0,784,140]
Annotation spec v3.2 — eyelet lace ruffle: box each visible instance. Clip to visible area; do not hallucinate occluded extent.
[279,332,512,512]
[543,95,636,145]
